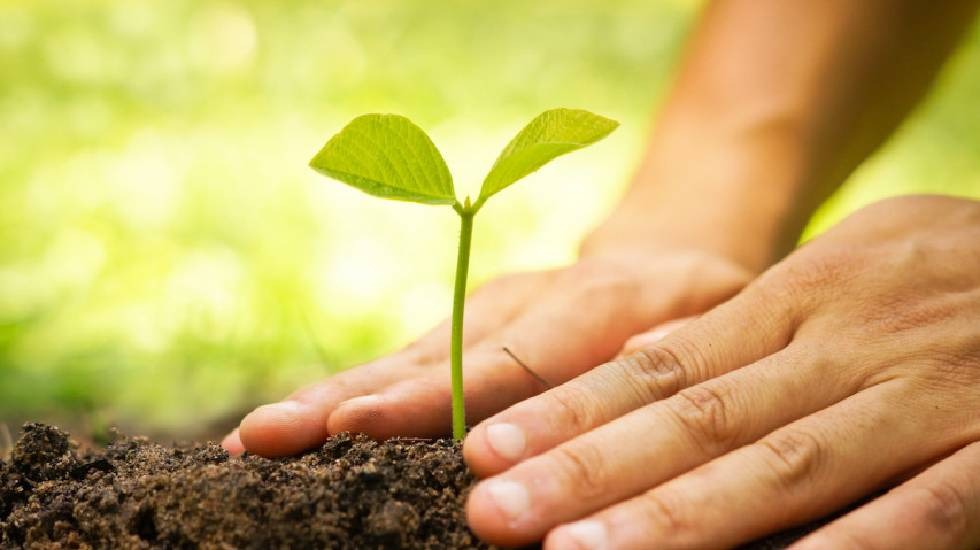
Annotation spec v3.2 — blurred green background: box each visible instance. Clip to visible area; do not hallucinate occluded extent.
[1,0,978,438]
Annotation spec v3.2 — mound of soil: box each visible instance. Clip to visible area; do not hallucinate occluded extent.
[1,423,486,549]
[1,423,820,549]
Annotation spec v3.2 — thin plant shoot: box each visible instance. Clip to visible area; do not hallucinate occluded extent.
[309,108,618,439]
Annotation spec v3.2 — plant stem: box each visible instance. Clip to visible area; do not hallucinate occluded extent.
[450,207,474,440]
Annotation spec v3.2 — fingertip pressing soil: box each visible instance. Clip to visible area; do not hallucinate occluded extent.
[1,423,822,549]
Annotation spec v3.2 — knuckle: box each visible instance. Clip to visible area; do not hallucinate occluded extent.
[620,347,689,401]
[781,248,857,296]
[667,383,739,455]
[919,481,969,533]
[636,490,691,538]
[756,429,826,491]
[621,333,646,354]
[735,272,800,329]
[551,443,608,501]
[543,384,598,436]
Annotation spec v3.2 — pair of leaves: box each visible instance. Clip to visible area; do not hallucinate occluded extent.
[309,108,618,207]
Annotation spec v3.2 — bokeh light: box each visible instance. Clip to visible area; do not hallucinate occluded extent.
[1,0,978,436]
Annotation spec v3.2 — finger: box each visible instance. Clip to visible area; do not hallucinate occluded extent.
[464,281,797,478]
[547,380,974,550]
[221,428,245,456]
[237,362,415,456]
[618,316,696,357]
[328,248,753,439]
[236,272,548,456]
[793,441,980,550]
[396,272,557,363]
[465,343,852,546]
[326,347,541,440]
[327,271,684,439]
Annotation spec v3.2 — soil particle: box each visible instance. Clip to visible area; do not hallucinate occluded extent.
[1,423,487,549]
[9,424,78,483]
[1,423,822,549]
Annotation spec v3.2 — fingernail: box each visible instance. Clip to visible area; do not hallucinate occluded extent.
[221,429,244,456]
[486,423,526,462]
[483,479,530,521]
[555,520,608,550]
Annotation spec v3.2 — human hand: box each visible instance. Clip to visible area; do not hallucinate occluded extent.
[464,195,980,549]
[223,250,750,457]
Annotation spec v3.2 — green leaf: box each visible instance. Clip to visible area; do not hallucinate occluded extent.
[478,108,618,202]
[309,114,455,205]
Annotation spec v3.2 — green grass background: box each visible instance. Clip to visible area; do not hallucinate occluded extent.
[1,0,978,434]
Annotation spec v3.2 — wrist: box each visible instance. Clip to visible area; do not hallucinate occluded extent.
[581,118,813,273]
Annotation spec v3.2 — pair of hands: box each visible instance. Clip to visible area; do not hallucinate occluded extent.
[224,195,980,549]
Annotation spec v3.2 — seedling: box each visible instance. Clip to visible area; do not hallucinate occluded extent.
[310,108,618,439]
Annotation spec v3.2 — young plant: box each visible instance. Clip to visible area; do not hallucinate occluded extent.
[309,108,618,440]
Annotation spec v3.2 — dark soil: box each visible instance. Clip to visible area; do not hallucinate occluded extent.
[1,423,485,549]
[1,423,825,549]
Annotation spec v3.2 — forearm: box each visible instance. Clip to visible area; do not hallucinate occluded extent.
[583,0,978,272]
